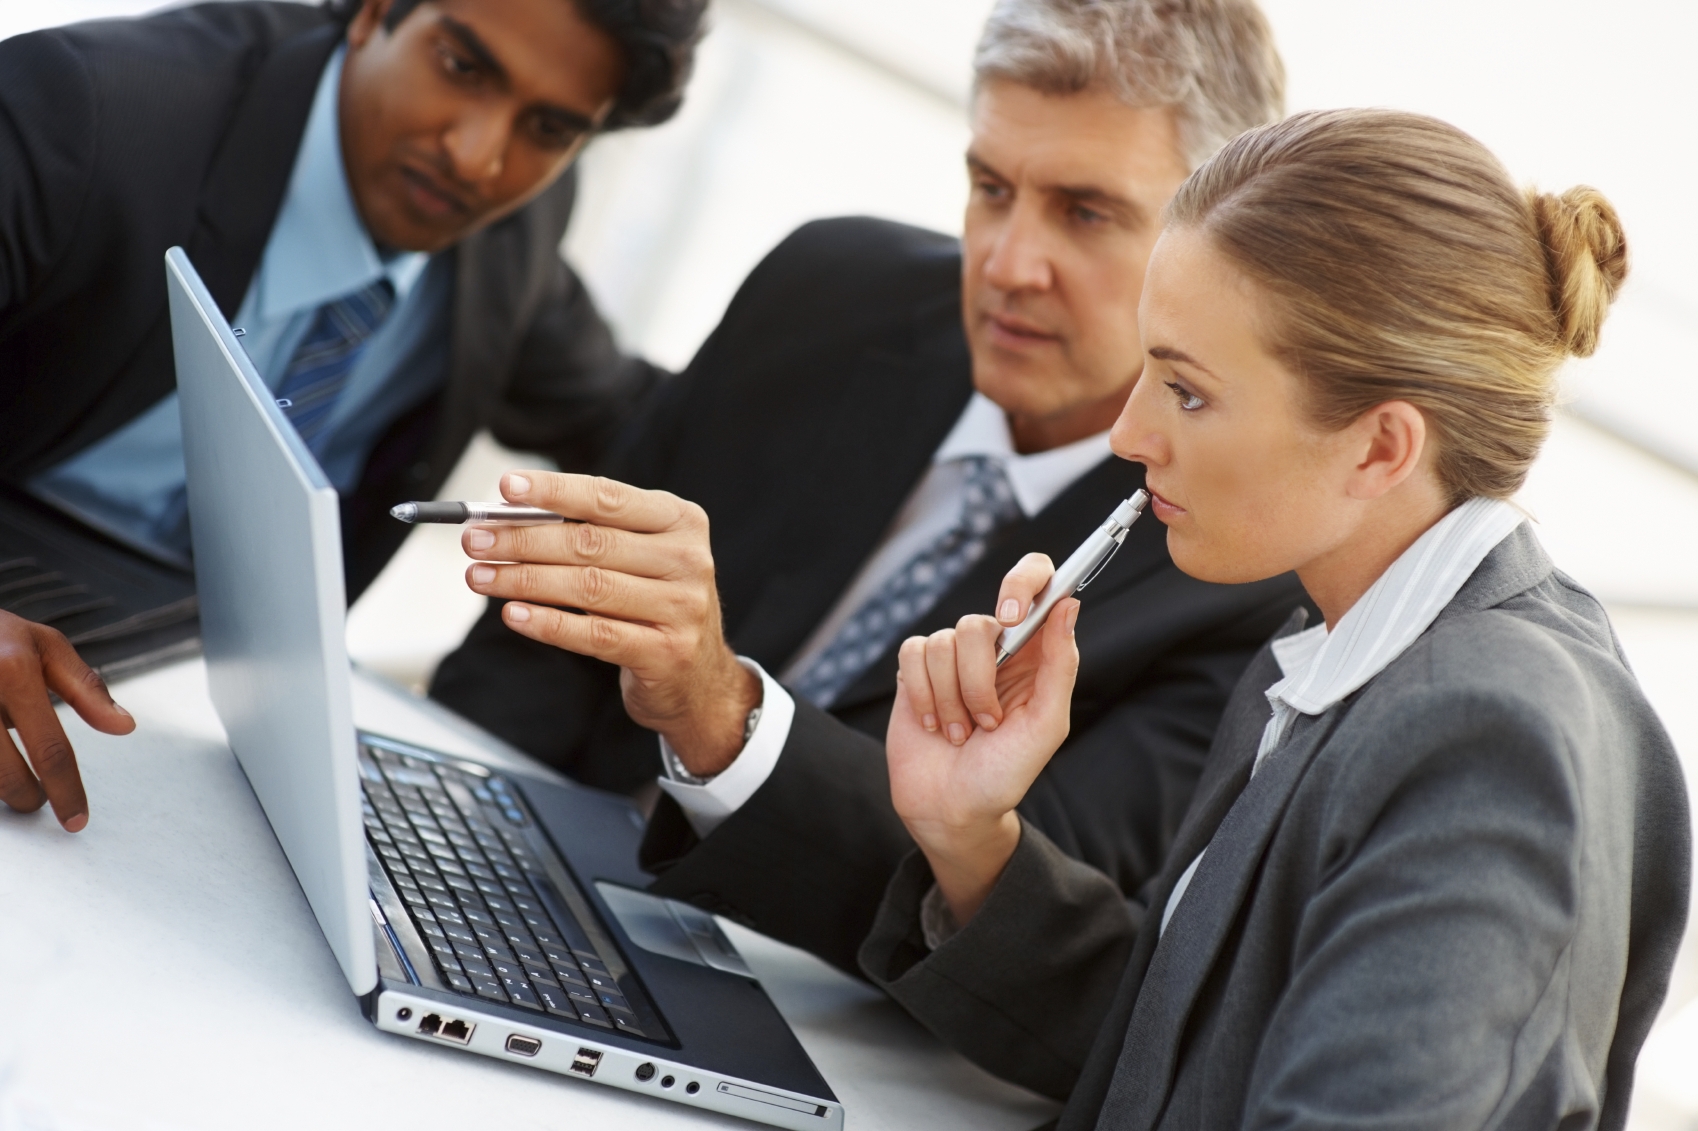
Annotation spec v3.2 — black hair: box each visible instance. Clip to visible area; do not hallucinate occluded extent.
[328,0,707,130]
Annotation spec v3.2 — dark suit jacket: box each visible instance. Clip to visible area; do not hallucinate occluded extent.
[0,2,662,598]
[857,526,1691,1130]
[430,217,1312,969]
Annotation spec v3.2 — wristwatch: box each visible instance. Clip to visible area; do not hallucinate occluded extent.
[663,701,762,787]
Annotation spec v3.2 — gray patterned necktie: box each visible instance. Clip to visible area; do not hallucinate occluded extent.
[792,455,1022,708]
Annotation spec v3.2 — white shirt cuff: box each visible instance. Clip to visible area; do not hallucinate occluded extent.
[919,883,961,950]
[656,658,795,839]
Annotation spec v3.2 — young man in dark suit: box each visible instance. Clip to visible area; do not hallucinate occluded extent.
[0,0,706,832]
[430,0,1306,974]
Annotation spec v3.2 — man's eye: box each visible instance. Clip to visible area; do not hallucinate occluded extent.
[973,179,1008,201]
[1165,382,1205,411]
[437,45,477,78]
[1071,204,1106,224]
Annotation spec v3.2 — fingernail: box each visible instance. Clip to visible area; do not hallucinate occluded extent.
[506,603,531,624]
[976,713,998,731]
[1066,604,1079,634]
[465,528,494,550]
[947,723,967,745]
[922,714,938,732]
[999,598,1020,623]
[507,473,531,496]
[114,703,132,719]
[64,813,88,833]
[470,565,495,585]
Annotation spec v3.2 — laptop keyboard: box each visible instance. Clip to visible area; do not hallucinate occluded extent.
[359,742,656,1039]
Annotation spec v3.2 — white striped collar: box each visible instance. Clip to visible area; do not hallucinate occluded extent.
[1255,496,1526,770]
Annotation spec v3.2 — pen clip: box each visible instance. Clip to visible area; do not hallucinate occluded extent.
[1073,535,1125,594]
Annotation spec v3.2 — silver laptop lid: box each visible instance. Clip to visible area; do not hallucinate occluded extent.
[166,247,376,995]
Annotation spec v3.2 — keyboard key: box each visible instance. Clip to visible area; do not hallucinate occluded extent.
[565,987,599,1007]
[534,981,577,1017]
[611,1015,646,1037]
[512,943,546,966]
[462,907,496,928]
[472,977,508,1003]
[484,942,517,965]
[461,958,496,981]
[474,879,506,900]
[523,963,559,986]
[507,984,543,1011]
[415,917,445,939]
[471,923,506,947]
[598,991,629,1011]
[444,971,475,995]
[553,965,588,988]
[434,907,469,928]
[574,1000,611,1027]
[585,973,619,995]
[442,924,479,948]
[414,875,449,895]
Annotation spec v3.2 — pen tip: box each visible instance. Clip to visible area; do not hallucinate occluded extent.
[390,503,418,524]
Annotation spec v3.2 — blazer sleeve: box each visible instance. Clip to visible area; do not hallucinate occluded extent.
[858,820,1138,1102]
[641,697,915,975]
[481,176,669,473]
[1239,676,1686,1131]
[0,31,96,319]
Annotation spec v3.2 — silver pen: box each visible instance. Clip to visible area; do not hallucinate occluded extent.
[995,489,1150,666]
[390,501,565,525]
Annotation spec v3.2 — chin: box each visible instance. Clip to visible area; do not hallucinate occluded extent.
[1166,528,1269,586]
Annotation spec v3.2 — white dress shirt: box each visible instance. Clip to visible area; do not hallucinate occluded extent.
[1156,496,1529,938]
[658,392,1114,838]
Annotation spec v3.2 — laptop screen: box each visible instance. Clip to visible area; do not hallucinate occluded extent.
[166,247,376,995]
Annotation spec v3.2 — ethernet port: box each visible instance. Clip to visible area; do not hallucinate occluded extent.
[417,1013,443,1037]
[439,1019,474,1045]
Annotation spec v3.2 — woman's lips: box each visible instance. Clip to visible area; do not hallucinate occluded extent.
[1148,489,1187,520]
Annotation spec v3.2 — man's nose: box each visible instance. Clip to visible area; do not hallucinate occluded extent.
[982,201,1054,293]
[443,106,508,184]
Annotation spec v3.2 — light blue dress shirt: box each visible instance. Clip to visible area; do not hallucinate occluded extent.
[28,46,450,568]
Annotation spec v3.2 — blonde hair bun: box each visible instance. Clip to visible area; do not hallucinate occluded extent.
[1527,186,1629,358]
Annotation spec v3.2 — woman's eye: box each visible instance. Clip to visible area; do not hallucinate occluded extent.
[1165,382,1205,412]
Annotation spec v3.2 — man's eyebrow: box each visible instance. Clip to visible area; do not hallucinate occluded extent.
[438,15,507,82]
[1149,345,1217,377]
[1055,184,1148,227]
[965,152,1008,182]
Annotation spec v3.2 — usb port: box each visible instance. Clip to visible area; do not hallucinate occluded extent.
[505,1034,542,1058]
[570,1048,603,1077]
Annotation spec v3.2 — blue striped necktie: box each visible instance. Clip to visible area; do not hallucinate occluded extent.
[274,279,395,455]
[791,455,1022,708]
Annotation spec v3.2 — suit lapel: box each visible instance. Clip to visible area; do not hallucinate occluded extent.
[727,340,974,669]
[1098,702,1342,1130]
[183,21,342,317]
[1055,609,1307,1131]
[829,454,1146,710]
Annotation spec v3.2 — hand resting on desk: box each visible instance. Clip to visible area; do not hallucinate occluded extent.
[459,470,761,776]
[0,610,136,831]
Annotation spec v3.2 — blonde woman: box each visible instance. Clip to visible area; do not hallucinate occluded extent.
[878,108,1689,1129]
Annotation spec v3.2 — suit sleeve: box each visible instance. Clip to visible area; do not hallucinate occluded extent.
[858,821,1139,1102]
[0,31,96,321]
[1238,680,1677,1130]
[641,697,915,975]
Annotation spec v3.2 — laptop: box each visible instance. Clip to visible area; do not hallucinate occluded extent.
[164,247,843,1130]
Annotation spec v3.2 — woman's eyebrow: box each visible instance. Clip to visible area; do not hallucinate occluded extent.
[1148,345,1219,380]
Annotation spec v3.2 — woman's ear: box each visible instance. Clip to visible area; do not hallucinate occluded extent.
[1344,400,1428,501]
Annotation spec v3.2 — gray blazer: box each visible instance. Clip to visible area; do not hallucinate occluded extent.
[859,526,1690,1130]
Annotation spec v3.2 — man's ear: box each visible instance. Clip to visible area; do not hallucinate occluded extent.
[346,0,396,49]
[1345,400,1428,501]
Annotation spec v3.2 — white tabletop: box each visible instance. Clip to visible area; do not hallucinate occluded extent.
[0,658,1058,1131]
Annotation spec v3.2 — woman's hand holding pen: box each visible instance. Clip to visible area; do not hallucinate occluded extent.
[887,553,1080,928]
[460,470,759,777]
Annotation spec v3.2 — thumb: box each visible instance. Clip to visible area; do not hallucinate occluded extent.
[1028,598,1081,724]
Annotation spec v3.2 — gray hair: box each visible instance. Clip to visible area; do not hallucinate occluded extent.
[974,0,1286,169]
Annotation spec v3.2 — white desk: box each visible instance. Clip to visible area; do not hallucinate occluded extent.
[0,659,1058,1131]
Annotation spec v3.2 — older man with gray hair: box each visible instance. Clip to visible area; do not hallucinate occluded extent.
[431,0,1300,1064]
